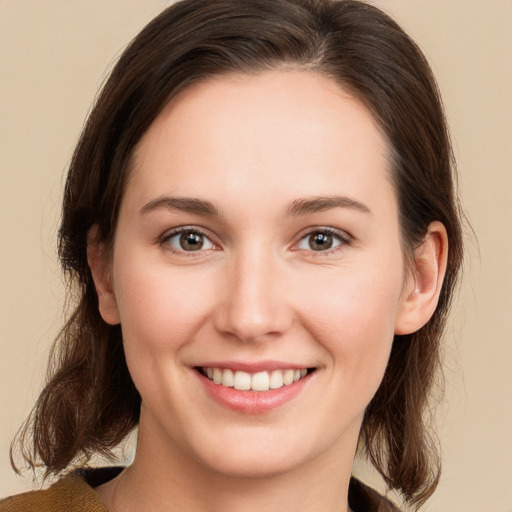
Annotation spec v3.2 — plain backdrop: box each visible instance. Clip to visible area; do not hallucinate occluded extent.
[1,1,511,510]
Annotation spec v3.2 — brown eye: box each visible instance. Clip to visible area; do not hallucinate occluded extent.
[164,229,216,253]
[297,229,346,252]
[308,232,333,251]
[180,232,204,251]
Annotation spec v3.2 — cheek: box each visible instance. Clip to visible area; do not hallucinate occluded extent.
[111,261,218,409]
[296,264,404,392]
[112,258,216,356]
[299,261,403,334]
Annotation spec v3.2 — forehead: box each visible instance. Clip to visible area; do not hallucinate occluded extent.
[127,70,393,213]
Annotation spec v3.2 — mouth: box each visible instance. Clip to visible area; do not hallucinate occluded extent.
[196,366,315,392]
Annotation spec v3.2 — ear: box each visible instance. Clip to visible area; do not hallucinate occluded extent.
[87,225,120,325]
[395,221,448,335]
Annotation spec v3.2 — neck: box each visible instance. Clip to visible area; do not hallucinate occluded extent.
[101,410,360,512]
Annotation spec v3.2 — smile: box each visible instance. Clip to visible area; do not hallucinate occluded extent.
[199,367,311,392]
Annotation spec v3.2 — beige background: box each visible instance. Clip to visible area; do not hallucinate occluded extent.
[1,1,511,510]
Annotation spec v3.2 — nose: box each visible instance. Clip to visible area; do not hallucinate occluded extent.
[213,246,293,343]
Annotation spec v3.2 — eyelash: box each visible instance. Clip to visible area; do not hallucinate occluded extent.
[159,226,353,256]
[294,227,353,256]
[160,226,218,257]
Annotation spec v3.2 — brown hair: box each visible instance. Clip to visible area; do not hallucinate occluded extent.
[12,0,463,509]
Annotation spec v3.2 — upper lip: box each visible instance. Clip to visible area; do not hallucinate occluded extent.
[194,360,312,373]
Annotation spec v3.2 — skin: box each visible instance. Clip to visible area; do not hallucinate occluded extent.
[89,70,448,512]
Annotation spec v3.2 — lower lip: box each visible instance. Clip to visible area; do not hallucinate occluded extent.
[196,371,312,414]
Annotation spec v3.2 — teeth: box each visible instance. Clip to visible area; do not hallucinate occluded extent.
[233,371,251,390]
[269,370,283,389]
[221,368,234,387]
[283,369,294,385]
[213,368,222,384]
[202,367,310,391]
[251,371,270,391]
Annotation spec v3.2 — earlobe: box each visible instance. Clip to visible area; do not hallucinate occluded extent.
[87,225,120,326]
[395,221,448,335]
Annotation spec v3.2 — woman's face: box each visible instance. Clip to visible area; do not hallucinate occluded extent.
[98,71,416,478]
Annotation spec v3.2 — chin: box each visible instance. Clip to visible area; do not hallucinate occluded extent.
[184,427,320,480]
[201,450,305,480]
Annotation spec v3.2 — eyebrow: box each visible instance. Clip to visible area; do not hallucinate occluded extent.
[139,194,371,218]
[286,196,372,217]
[140,196,221,216]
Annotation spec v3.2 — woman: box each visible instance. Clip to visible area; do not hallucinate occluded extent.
[3,0,463,511]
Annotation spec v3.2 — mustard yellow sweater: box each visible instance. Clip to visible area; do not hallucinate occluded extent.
[0,473,107,512]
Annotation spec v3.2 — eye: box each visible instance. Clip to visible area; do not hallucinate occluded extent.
[296,228,349,252]
[163,228,216,253]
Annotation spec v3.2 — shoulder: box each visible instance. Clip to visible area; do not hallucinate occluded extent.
[349,478,401,512]
[0,468,121,512]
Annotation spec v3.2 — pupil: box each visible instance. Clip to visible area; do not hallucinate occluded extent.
[310,232,332,251]
[180,232,203,251]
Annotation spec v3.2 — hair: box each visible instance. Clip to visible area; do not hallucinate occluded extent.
[11,0,463,509]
